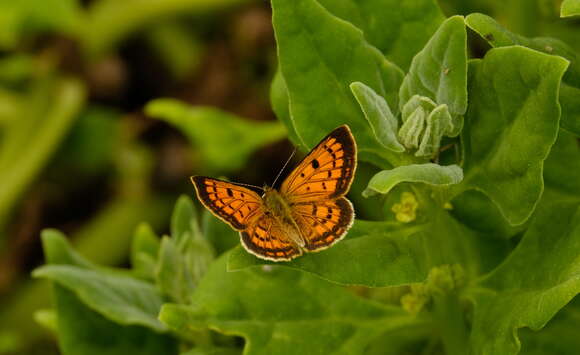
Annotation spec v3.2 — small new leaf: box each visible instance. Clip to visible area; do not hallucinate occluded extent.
[561,0,580,17]
[363,164,463,198]
[399,16,468,119]
[350,81,404,152]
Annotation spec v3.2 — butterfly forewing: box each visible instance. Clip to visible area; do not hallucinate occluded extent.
[280,125,356,203]
[291,197,354,251]
[191,176,264,230]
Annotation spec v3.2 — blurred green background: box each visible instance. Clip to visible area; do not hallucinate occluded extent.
[0,0,578,354]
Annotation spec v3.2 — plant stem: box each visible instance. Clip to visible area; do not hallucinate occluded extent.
[432,292,469,355]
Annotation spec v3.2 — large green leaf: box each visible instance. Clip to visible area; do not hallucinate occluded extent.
[228,220,429,287]
[53,287,176,355]
[145,99,286,172]
[272,0,404,168]
[399,16,468,122]
[363,163,463,197]
[269,70,298,145]
[519,297,580,355]
[38,230,177,355]
[561,0,580,17]
[459,47,569,225]
[318,0,445,71]
[465,13,580,136]
[468,200,580,355]
[160,253,426,355]
[34,265,167,332]
[228,201,499,286]
[450,190,524,239]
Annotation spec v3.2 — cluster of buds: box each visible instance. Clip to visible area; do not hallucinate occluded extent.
[398,95,462,157]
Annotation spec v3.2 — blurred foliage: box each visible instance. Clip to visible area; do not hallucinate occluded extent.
[0,0,579,354]
[146,99,286,172]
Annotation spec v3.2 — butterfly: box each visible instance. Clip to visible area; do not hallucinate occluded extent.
[191,125,357,261]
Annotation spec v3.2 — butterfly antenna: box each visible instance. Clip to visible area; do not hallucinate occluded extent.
[271,148,296,188]
[233,181,265,191]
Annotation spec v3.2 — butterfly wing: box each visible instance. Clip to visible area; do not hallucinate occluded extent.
[191,176,264,230]
[281,125,357,252]
[280,125,356,203]
[290,197,354,252]
[240,214,302,261]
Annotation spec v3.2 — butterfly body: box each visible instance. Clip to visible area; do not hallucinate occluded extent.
[192,125,357,261]
[261,187,306,247]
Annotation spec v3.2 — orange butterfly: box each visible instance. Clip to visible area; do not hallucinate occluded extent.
[191,125,357,261]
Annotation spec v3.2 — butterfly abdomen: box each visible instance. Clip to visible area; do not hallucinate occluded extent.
[262,187,305,247]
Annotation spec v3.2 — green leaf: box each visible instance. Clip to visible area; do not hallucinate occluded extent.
[0,0,81,50]
[318,0,445,71]
[0,76,86,240]
[561,0,580,17]
[38,230,177,355]
[269,69,299,145]
[33,265,167,332]
[202,210,239,255]
[158,196,216,303]
[145,99,286,172]
[465,13,580,136]
[33,309,58,334]
[363,164,463,198]
[81,0,251,58]
[181,348,241,355]
[146,22,202,80]
[399,15,467,131]
[519,298,580,355]
[228,195,502,287]
[228,220,428,287]
[160,253,426,355]
[469,200,580,355]
[156,237,189,303]
[559,83,580,136]
[131,223,161,279]
[171,194,197,244]
[350,81,405,153]
[460,47,569,225]
[0,195,172,347]
[272,0,404,167]
[543,130,580,198]
[450,190,524,239]
[54,285,177,355]
[54,106,120,175]
[416,104,454,157]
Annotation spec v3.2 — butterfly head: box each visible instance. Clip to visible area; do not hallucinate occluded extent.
[262,186,291,216]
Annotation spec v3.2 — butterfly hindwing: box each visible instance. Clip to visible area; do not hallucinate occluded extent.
[281,125,356,203]
[191,176,263,230]
[240,214,302,261]
[291,197,354,252]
